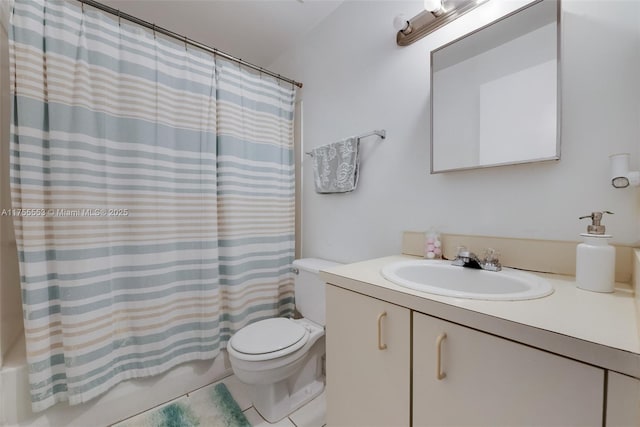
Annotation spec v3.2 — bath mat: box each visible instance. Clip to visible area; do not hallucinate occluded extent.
[113,383,251,427]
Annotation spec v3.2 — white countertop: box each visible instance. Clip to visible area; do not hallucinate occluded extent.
[320,255,640,378]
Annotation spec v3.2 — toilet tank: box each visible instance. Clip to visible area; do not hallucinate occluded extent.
[292,258,342,326]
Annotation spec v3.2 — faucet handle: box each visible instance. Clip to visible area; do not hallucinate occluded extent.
[482,248,502,271]
[451,246,468,266]
[483,248,500,262]
[456,246,476,258]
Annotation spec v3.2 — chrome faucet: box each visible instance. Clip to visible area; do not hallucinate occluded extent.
[451,247,502,272]
[451,248,483,269]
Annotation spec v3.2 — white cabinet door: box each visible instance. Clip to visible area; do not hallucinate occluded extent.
[326,285,410,427]
[413,312,605,426]
[607,371,640,426]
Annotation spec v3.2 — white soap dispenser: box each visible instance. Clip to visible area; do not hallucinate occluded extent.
[576,211,615,293]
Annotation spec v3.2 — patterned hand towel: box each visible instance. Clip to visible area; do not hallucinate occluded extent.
[311,137,360,193]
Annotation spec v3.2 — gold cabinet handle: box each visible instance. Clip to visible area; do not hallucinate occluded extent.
[436,333,447,380]
[377,311,387,350]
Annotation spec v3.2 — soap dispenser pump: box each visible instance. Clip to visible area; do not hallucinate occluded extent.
[576,211,615,293]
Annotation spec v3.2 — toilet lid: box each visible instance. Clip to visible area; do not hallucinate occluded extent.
[230,318,307,355]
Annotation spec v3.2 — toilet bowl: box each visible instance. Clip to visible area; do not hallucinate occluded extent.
[226,258,340,423]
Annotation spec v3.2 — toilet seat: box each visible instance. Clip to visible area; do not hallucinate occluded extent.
[229,318,309,361]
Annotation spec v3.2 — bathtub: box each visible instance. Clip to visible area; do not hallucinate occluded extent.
[0,335,232,427]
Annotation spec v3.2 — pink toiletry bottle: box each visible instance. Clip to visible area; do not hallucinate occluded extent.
[424,228,442,260]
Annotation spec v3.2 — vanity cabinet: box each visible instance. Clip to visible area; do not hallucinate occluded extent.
[413,312,604,426]
[326,284,607,426]
[606,372,640,426]
[325,284,410,427]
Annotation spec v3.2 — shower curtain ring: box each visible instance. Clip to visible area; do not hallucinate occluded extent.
[184,35,188,51]
[117,9,121,26]
[152,24,156,39]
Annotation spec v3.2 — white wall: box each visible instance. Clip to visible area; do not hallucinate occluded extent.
[270,0,640,263]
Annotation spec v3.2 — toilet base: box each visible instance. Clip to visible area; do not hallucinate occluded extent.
[251,378,324,423]
[249,335,325,423]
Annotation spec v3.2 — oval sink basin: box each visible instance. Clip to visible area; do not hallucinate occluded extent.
[381,260,553,301]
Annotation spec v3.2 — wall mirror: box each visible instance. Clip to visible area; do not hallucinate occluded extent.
[430,0,560,173]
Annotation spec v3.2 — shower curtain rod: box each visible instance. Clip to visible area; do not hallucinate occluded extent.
[77,0,304,88]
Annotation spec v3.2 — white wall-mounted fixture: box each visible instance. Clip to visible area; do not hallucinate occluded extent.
[396,0,489,46]
[393,14,413,35]
[609,153,640,188]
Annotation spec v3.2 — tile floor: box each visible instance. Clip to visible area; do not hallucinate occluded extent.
[113,374,326,427]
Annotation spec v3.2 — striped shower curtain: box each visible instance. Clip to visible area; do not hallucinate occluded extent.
[9,0,294,411]
[215,63,296,337]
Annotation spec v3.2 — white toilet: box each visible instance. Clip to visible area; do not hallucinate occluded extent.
[227,258,340,423]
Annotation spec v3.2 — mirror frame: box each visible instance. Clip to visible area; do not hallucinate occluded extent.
[429,0,562,174]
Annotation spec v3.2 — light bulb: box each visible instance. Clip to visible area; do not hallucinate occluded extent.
[393,14,411,33]
[424,0,444,16]
[424,0,442,12]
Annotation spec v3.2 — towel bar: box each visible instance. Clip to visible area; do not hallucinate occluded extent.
[305,129,386,157]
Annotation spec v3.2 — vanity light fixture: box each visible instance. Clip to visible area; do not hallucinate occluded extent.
[609,153,640,189]
[396,0,489,46]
